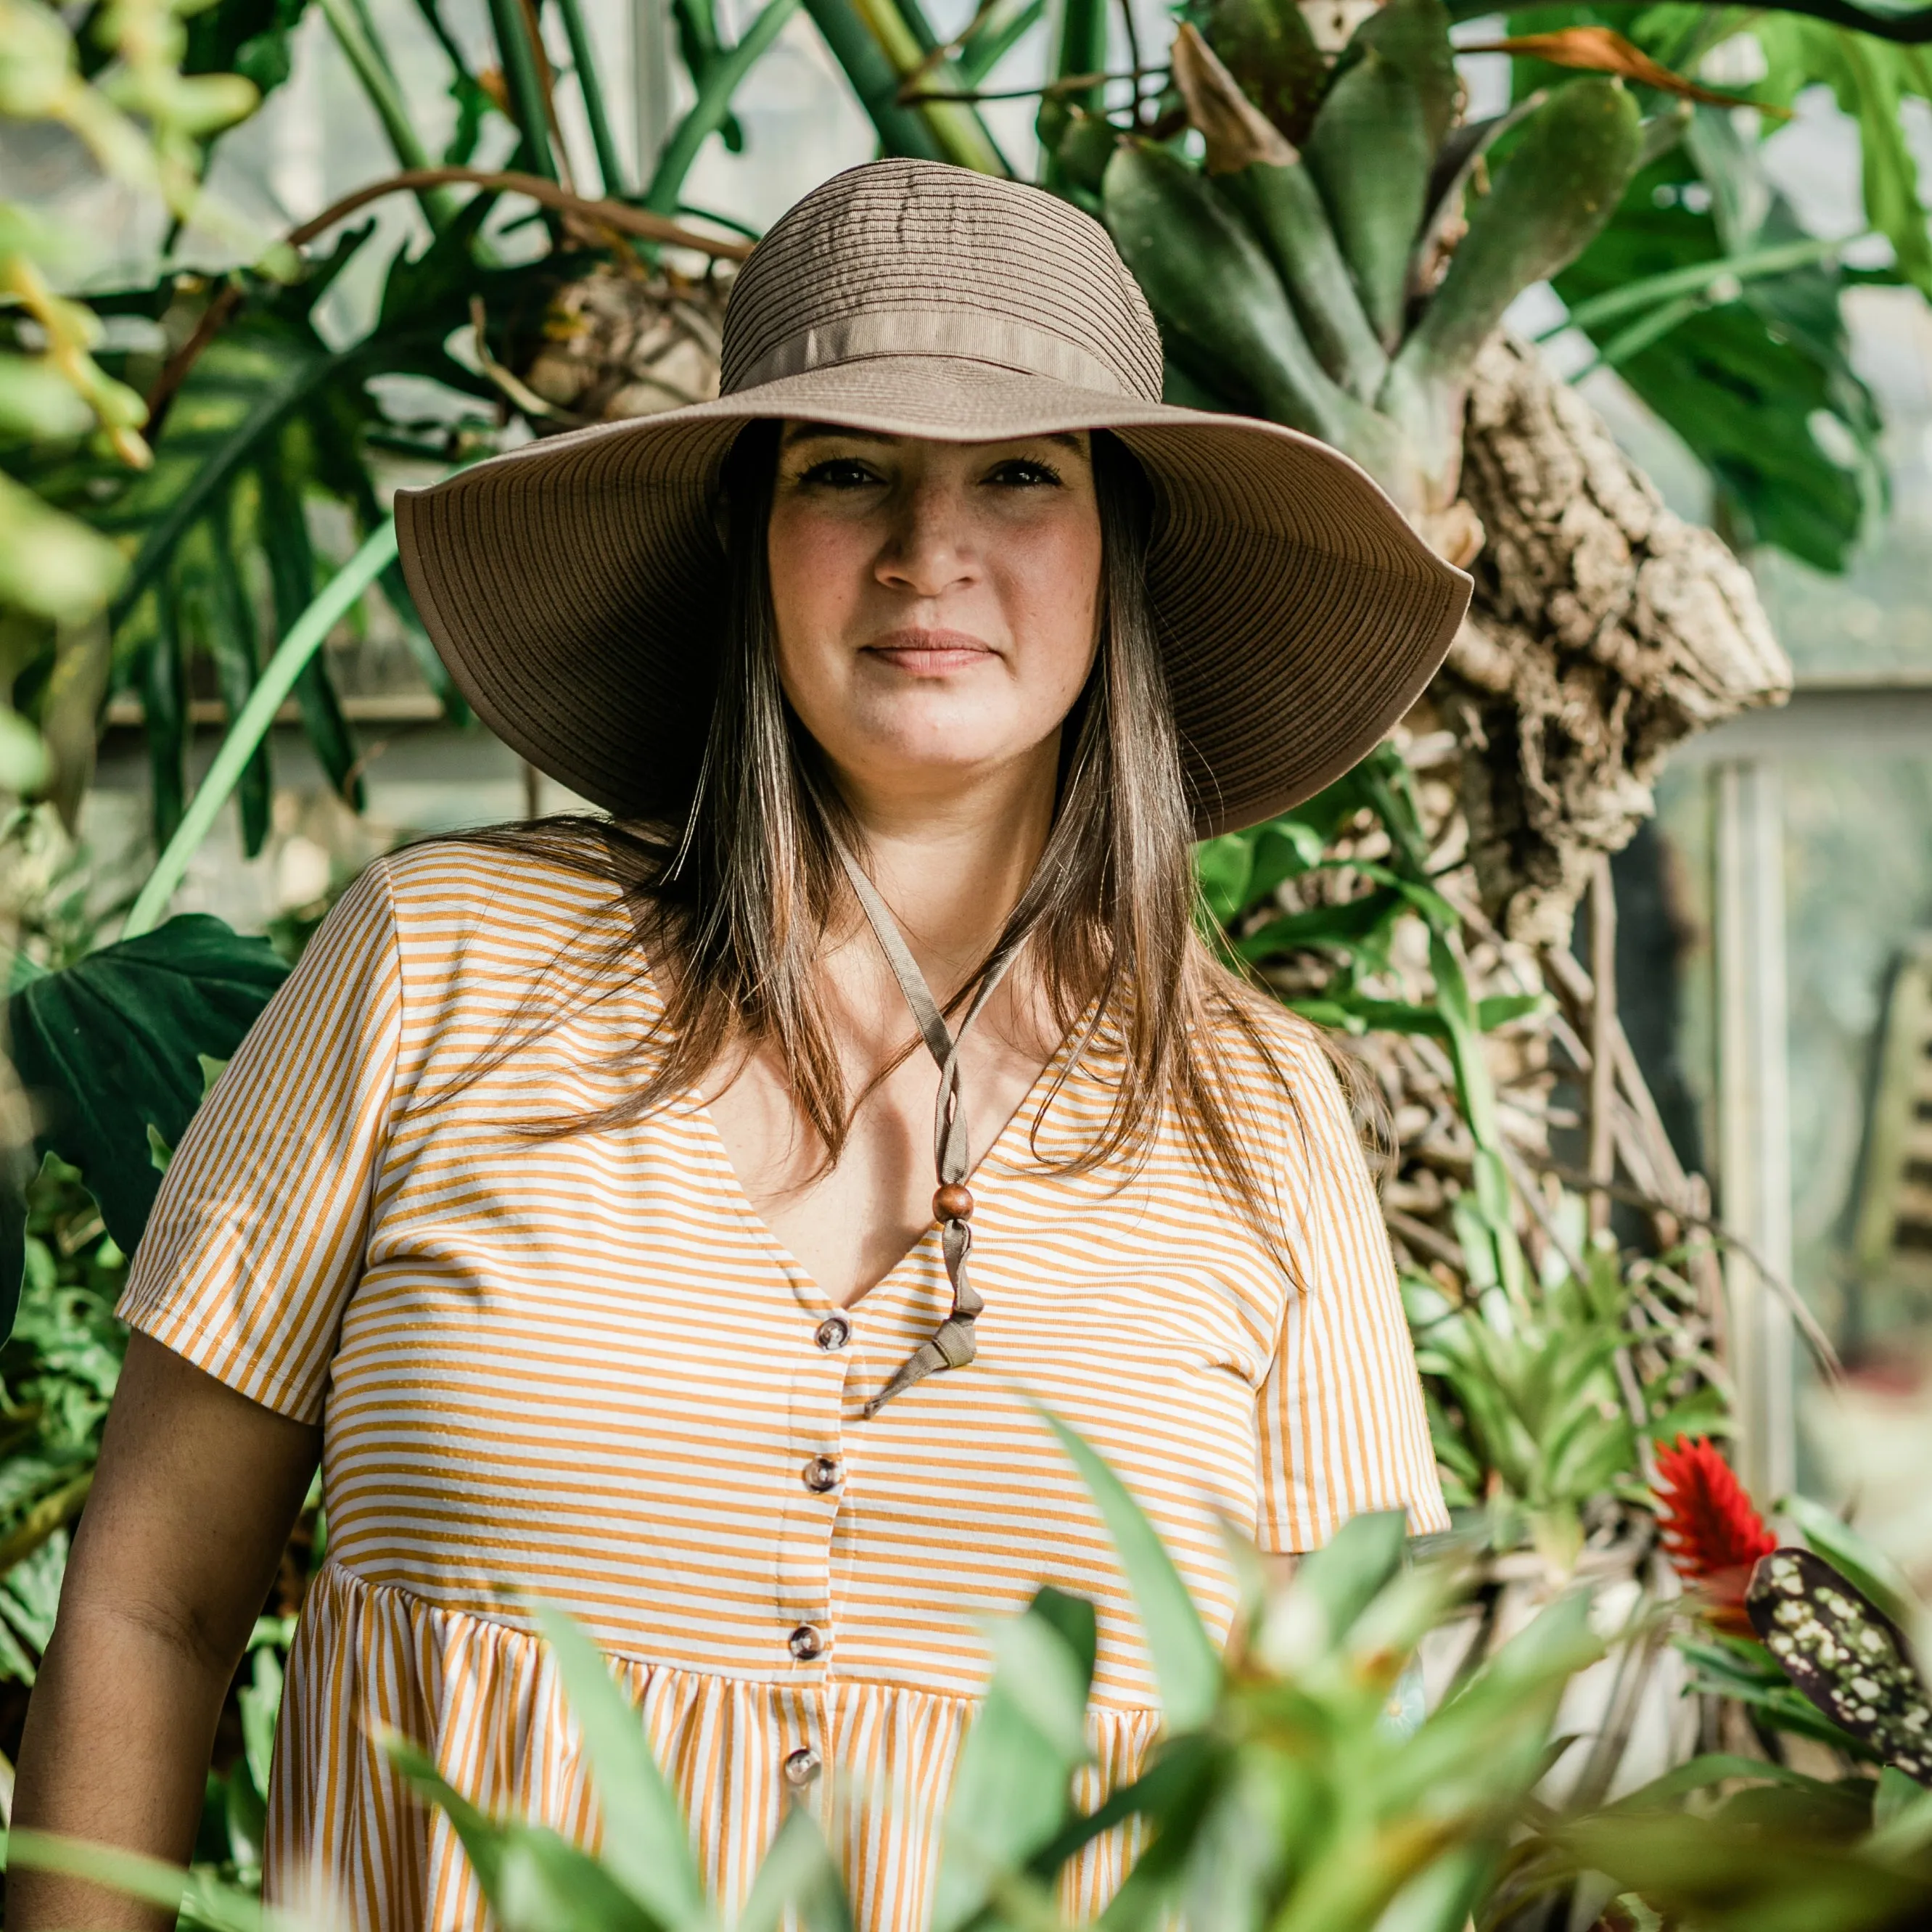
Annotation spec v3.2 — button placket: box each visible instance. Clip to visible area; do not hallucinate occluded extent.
[776,1308,852,1676]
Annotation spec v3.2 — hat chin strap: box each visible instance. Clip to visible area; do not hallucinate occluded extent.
[833,843,1032,1418]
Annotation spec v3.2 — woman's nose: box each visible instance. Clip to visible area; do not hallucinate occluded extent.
[874,479,979,597]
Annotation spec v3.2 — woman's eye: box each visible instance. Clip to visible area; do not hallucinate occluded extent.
[798,458,881,489]
[985,459,1064,488]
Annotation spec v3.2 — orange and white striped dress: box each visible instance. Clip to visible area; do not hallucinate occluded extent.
[119,841,1447,1930]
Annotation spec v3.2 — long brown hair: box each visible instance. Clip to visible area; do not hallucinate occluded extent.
[458,424,1321,1222]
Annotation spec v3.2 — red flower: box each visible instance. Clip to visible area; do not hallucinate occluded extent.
[1652,1435,1776,1637]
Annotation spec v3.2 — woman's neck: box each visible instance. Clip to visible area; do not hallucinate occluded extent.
[834,741,1058,995]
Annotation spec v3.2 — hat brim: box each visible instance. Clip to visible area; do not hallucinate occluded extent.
[395,355,1471,838]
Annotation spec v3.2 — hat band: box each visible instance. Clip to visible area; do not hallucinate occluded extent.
[727,309,1132,399]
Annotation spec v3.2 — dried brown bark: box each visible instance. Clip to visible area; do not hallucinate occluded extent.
[1436,334,1791,947]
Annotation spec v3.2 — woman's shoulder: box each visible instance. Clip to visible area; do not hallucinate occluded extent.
[1206,979,1349,1104]
[369,826,638,955]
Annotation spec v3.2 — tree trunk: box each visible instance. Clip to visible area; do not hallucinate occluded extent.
[1436,334,1792,947]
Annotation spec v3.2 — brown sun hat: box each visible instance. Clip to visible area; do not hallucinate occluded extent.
[395,158,1470,838]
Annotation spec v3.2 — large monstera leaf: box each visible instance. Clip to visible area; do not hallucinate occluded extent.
[1551,133,1883,572]
[2,917,289,1333]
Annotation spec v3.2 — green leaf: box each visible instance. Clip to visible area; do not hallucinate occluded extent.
[1201,0,1328,146]
[1236,884,1407,964]
[385,1736,664,1931]
[1564,1809,1932,1932]
[1304,47,1434,349]
[1291,1508,1410,1645]
[1102,141,1399,474]
[1,1828,275,1932]
[1,916,289,1333]
[1598,1751,1830,1813]
[1475,992,1549,1030]
[1781,1492,1920,1632]
[1195,831,1257,927]
[1752,16,1932,300]
[932,1590,1096,1931]
[530,1603,707,1926]
[739,1806,852,1932]
[1033,1405,1221,1730]
[1402,75,1643,383]
[1551,131,1881,572]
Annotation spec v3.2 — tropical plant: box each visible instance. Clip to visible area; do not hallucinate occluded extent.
[11,0,1932,1909]
[16,1411,1932,1932]
[3,1418,1608,1932]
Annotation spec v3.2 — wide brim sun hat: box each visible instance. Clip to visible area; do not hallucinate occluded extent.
[395,158,1471,839]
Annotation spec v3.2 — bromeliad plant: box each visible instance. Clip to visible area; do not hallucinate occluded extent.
[1651,1434,1932,1788]
[1094,0,1643,542]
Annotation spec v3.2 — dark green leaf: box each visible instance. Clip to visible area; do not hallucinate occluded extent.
[1200,0,1328,145]
[1236,884,1406,963]
[1749,1548,1932,1783]
[530,1603,706,1925]
[1402,75,1643,383]
[1035,1405,1221,1730]
[1,917,289,1328]
[1552,139,1882,571]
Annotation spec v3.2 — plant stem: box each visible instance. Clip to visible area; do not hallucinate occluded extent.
[802,0,950,160]
[485,0,561,180]
[123,522,400,940]
[956,0,1043,83]
[902,64,1163,103]
[1587,856,1617,1239]
[1547,231,1858,338]
[1050,0,1108,118]
[645,0,805,213]
[553,0,629,194]
[314,0,460,230]
[1583,289,1709,375]
[847,0,1011,172]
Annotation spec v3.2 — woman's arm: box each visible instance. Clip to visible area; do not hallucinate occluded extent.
[7,1333,320,1931]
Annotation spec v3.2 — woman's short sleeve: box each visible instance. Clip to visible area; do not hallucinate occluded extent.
[115,863,402,1424]
[1254,1033,1451,1551]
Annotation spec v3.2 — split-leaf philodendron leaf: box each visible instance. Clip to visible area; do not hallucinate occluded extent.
[2,916,289,1336]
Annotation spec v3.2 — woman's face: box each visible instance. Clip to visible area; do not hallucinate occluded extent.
[765,424,1103,805]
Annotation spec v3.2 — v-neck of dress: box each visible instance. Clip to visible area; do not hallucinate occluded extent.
[684,1016,1087,1315]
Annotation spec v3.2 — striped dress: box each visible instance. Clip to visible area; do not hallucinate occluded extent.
[118,841,1447,1930]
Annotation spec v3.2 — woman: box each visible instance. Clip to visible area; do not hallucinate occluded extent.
[12,161,1468,1930]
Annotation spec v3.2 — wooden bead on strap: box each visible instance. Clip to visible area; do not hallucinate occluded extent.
[933,1183,974,1225]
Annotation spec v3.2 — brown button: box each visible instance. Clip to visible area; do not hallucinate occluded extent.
[815,1315,850,1352]
[933,1183,974,1224]
[788,1624,825,1660]
[784,1746,821,1787]
[803,1455,842,1495]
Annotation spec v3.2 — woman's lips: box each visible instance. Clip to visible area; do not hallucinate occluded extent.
[863,630,995,675]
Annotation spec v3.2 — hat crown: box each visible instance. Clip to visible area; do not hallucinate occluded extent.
[718,160,1167,403]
